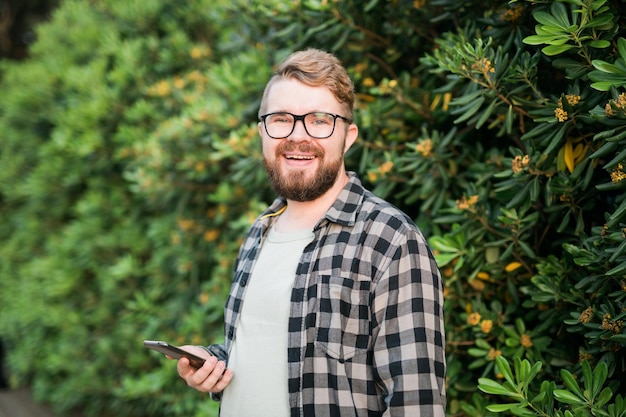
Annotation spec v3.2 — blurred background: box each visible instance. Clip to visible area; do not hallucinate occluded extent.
[1,0,625,416]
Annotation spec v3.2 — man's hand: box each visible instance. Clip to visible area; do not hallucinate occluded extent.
[175,345,234,394]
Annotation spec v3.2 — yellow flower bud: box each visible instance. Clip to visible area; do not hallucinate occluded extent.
[505,262,522,272]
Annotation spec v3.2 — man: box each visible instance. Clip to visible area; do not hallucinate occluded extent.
[177,48,446,417]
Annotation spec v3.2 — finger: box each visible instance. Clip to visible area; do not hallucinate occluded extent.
[190,356,218,387]
[177,357,197,379]
[195,359,227,392]
[212,368,234,392]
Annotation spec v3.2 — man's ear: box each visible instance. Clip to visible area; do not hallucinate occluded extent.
[344,123,359,154]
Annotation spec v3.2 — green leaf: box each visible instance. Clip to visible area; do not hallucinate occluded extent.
[554,389,586,405]
[468,348,489,357]
[510,406,540,417]
[363,0,380,12]
[487,403,520,412]
[582,360,593,395]
[475,338,493,350]
[523,35,553,46]
[540,23,575,36]
[610,334,626,343]
[543,44,576,55]
[589,40,611,49]
[521,121,558,141]
[592,60,626,74]
[478,378,518,396]
[433,253,458,267]
[589,71,626,88]
[618,37,626,59]
[526,361,542,385]
[608,239,626,263]
[588,141,619,159]
[505,104,514,134]
[607,198,626,228]
[585,13,614,29]
[533,3,572,31]
[550,2,572,28]
[429,236,461,253]
[591,81,620,91]
[591,362,608,399]
[273,22,299,38]
[450,90,485,105]
[561,369,585,398]
[476,99,498,129]
[606,262,626,276]
[496,356,516,388]
[454,96,486,124]
[533,11,564,28]
[506,181,532,208]
[596,387,613,408]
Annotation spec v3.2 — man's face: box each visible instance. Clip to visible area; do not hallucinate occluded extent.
[258,79,357,202]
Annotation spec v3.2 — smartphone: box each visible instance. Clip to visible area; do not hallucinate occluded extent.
[143,340,208,369]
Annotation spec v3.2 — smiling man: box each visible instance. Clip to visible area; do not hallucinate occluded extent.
[176,48,447,417]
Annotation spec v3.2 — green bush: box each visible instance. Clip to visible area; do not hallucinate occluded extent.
[0,0,624,416]
[0,1,268,415]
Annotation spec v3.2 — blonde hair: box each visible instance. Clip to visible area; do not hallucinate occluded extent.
[259,49,355,120]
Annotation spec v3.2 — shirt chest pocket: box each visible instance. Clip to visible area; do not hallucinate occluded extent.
[315,275,371,362]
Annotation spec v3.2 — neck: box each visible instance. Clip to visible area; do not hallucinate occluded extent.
[275,171,349,232]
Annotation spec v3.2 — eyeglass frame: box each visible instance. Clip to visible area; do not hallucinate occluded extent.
[259,111,352,139]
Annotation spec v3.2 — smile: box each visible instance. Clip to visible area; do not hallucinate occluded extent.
[285,154,315,160]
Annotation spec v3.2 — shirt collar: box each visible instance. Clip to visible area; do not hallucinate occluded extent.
[321,171,363,227]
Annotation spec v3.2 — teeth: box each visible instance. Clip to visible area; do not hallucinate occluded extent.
[286,155,314,160]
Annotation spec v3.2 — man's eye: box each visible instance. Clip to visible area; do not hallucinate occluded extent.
[270,115,292,123]
[309,114,333,125]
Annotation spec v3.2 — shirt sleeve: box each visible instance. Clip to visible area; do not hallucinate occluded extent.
[371,230,446,417]
[199,343,228,362]
[199,344,228,402]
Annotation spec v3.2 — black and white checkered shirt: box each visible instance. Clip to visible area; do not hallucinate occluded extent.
[209,172,446,417]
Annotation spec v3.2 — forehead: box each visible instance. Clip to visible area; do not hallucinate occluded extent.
[264,78,342,114]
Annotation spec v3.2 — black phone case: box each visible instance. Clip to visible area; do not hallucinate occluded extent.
[143,340,207,368]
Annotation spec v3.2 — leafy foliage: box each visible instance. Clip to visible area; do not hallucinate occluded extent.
[0,0,624,416]
[478,357,626,417]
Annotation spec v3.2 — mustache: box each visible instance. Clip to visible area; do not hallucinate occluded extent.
[276,141,324,157]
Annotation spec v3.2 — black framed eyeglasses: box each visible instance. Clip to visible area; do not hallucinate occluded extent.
[259,112,352,139]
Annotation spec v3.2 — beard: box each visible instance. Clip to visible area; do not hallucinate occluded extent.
[264,141,344,202]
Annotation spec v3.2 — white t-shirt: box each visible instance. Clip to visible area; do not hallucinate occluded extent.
[220,225,314,417]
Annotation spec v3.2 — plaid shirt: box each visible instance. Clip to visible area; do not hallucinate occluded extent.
[209,172,446,417]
